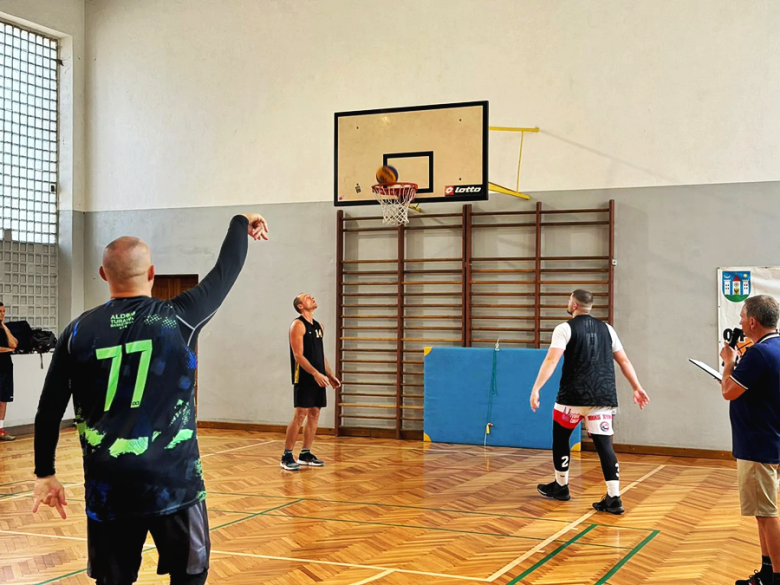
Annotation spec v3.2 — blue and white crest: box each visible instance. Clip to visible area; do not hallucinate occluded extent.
[722,271,751,302]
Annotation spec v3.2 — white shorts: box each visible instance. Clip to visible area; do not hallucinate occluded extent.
[553,403,615,436]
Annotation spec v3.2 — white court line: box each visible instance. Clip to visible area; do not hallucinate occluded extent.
[210,549,489,582]
[0,528,87,542]
[486,464,666,582]
[201,440,276,458]
[350,569,394,584]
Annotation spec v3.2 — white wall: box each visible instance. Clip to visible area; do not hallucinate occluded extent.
[5,353,75,427]
[86,0,780,212]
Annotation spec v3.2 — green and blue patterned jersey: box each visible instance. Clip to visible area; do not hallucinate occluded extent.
[34,215,249,521]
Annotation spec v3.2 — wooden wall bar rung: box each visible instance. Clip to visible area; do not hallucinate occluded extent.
[472,268,536,274]
[472,222,535,229]
[405,269,462,275]
[542,220,609,227]
[341,414,397,420]
[541,208,608,215]
[541,255,610,261]
[404,257,462,263]
[343,315,398,320]
[472,256,535,262]
[471,280,535,285]
[471,303,534,308]
[341,392,397,398]
[339,403,397,409]
[471,210,536,217]
[342,293,399,297]
[404,303,463,308]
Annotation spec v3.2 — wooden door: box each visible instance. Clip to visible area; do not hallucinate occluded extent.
[152,275,200,405]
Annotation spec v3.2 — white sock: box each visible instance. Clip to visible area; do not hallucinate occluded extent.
[0,421,4,429]
[555,471,569,486]
[606,480,620,497]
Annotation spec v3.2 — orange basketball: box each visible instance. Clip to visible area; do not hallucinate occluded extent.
[376,165,399,185]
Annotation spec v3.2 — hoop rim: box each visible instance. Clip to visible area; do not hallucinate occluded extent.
[372,182,419,191]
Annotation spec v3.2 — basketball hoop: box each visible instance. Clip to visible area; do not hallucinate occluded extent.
[372,182,417,226]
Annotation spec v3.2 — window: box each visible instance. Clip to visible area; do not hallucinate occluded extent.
[0,22,58,244]
[0,22,58,331]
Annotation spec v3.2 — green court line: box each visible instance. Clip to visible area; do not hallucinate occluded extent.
[210,499,302,531]
[34,503,299,585]
[207,508,633,550]
[208,491,657,532]
[593,529,660,585]
[505,523,599,584]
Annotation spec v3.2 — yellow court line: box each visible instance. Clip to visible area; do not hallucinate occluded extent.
[210,549,490,582]
[487,464,666,581]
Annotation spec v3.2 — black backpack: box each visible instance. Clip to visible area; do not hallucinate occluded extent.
[31,329,57,353]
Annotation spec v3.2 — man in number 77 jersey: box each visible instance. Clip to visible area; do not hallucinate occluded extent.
[32,213,269,585]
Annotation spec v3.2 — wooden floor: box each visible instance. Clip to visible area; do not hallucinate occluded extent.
[0,428,762,584]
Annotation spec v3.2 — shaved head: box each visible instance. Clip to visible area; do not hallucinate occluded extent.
[100,237,154,295]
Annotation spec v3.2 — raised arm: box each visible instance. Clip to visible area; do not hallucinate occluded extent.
[171,213,268,346]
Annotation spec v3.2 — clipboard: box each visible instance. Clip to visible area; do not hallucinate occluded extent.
[688,358,722,381]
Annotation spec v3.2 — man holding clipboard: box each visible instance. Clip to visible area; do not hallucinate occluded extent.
[717,295,780,585]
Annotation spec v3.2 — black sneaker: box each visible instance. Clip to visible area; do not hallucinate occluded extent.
[297,452,325,467]
[537,481,571,501]
[736,571,768,585]
[280,453,300,471]
[592,494,625,515]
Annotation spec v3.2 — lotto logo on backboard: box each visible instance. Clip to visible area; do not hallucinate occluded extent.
[445,185,483,196]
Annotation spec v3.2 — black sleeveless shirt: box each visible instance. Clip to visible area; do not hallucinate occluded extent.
[290,316,326,387]
[556,315,618,407]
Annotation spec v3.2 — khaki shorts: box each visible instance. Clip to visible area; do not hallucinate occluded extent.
[738,459,780,517]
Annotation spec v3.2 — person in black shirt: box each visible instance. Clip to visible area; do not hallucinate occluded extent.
[32,213,269,585]
[529,289,649,514]
[0,302,18,441]
[282,293,339,471]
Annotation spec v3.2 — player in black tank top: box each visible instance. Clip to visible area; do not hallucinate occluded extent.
[283,293,340,471]
[528,290,649,515]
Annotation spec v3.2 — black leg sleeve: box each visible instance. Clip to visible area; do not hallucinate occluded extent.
[553,421,575,472]
[591,433,620,481]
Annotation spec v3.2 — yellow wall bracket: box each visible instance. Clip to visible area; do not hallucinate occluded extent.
[488,126,539,200]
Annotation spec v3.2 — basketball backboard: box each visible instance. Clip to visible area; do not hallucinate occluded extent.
[334,101,488,206]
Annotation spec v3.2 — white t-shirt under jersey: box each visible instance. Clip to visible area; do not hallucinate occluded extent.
[549,321,623,352]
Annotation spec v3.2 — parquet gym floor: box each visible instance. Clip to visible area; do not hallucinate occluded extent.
[0,429,757,584]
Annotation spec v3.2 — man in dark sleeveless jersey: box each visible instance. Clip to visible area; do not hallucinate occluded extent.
[282,293,340,471]
[529,289,649,514]
[32,213,269,585]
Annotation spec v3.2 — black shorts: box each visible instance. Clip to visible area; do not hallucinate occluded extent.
[294,384,327,408]
[0,371,13,403]
[87,500,210,585]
